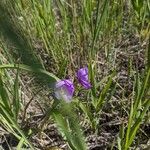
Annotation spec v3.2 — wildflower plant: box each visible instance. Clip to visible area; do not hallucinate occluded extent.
[54,67,92,103]
[52,76,88,149]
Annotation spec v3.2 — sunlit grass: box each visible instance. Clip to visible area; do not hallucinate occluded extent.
[0,0,150,149]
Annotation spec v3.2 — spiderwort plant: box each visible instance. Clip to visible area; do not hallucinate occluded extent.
[53,79,87,150]
[54,79,74,102]
[77,67,92,89]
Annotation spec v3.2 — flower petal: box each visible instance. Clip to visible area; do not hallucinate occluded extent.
[54,79,74,102]
[77,67,91,89]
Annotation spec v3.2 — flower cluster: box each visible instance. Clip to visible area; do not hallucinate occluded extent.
[54,67,91,102]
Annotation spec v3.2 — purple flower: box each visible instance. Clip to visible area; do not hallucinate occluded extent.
[77,67,91,89]
[54,79,74,102]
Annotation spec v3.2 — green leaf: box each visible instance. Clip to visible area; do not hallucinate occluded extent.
[0,104,34,149]
[13,67,20,120]
[95,70,116,112]
[0,64,59,83]
[79,101,96,129]
[0,74,11,112]
[52,101,87,150]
